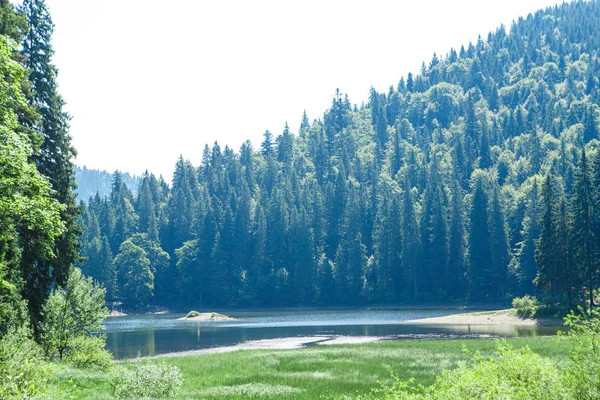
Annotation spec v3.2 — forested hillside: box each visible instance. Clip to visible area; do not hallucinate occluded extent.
[79,0,600,310]
[75,166,139,202]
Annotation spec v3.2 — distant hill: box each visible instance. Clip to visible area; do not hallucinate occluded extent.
[75,166,140,202]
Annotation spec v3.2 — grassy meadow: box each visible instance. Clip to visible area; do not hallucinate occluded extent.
[45,336,572,399]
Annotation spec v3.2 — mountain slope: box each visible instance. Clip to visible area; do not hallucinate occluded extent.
[79,0,600,309]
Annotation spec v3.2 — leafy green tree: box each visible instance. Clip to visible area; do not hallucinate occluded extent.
[40,268,108,360]
[128,233,169,304]
[0,34,63,334]
[113,240,153,309]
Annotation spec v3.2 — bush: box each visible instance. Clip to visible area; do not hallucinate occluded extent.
[373,341,568,399]
[186,310,201,318]
[512,295,540,318]
[63,335,113,369]
[112,363,182,399]
[0,326,47,399]
[562,308,600,400]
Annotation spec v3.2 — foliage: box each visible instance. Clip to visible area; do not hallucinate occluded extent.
[370,311,600,399]
[0,326,47,399]
[40,267,108,360]
[371,341,567,399]
[512,295,540,318]
[0,30,63,336]
[20,0,82,334]
[562,308,600,399]
[112,239,154,308]
[63,334,112,369]
[112,363,182,399]
[0,266,27,337]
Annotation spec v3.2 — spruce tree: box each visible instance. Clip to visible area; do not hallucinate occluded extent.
[448,180,466,298]
[535,175,558,296]
[20,0,81,329]
[571,150,597,309]
[468,174,494,302]
[401,180,421,300]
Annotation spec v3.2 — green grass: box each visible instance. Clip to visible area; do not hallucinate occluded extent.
[45,337,572,399]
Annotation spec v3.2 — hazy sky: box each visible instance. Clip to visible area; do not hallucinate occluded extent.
[43,0,570,180]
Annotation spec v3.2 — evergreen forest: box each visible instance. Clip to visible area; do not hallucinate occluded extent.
[74,0,600,311]
[4,0,600,398]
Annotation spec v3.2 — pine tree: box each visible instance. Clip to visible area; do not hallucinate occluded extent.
[277,122,294,165]
[468,174,494,302]
[571,149,597,309]
[136,172,159,241]
[20,0,81,329]
[334,187,365,304]
[517,179,542,295]
[401,180,421,300]
[535,175,558,296]
[448,180,466,298]
[488,185,510,298]
[583,106,598,144]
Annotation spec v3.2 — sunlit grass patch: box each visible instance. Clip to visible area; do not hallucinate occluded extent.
[188,383,304,398]
[41,337,571,399]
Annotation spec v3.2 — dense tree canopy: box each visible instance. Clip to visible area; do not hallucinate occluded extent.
[74,0,600,310]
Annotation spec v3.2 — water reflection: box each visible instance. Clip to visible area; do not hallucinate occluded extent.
[104,310,564,359]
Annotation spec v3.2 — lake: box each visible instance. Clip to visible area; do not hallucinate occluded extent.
[104,309,564,359]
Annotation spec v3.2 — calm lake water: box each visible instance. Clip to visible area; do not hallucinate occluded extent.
[104,309,564,359]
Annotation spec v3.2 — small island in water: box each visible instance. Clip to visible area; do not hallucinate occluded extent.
[178,311,237,321]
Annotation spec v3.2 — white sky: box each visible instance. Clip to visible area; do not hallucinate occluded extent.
[41,0,570,180]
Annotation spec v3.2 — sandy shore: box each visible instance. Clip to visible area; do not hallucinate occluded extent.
[402,309,561,326]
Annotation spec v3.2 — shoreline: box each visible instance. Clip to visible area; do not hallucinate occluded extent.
[107,304,512,318]
[142,336,390,359]
[402,309,563,326]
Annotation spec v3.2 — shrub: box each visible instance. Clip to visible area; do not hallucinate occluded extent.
[373,341,568,399]
[512,295,540,318]
[186,310,201,318]
[0,326,47,399]
[63,335,113,369]
[562,308,600,400]
[112,363,182,399]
